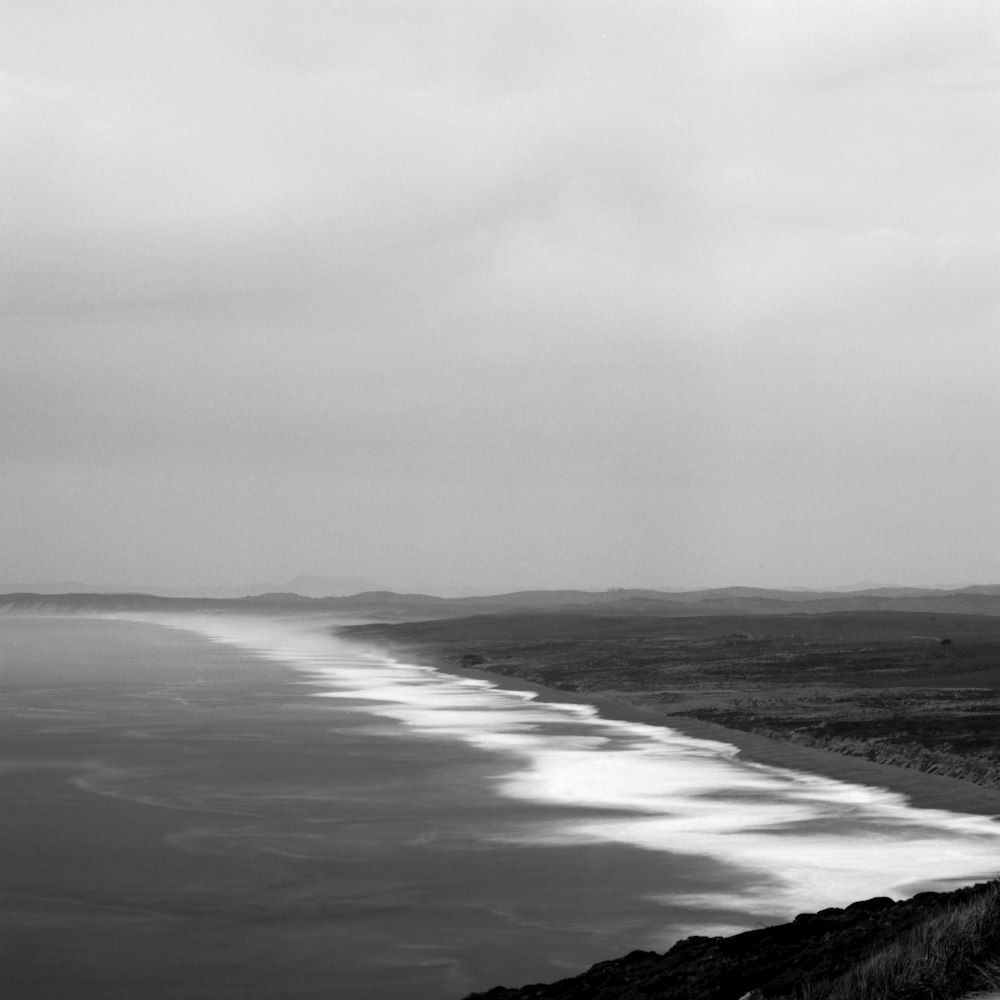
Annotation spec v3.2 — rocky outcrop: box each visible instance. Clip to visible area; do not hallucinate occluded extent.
[464,882,999,1000]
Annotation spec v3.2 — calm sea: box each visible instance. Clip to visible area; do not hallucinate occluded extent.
[2,613,999,1000]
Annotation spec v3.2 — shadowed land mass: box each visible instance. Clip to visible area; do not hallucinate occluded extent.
[464,880,1000,1000]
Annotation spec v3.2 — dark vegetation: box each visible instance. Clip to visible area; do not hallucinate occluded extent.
[463,880,1000,1000]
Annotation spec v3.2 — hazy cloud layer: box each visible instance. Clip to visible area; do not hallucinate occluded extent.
[3,1,998,591]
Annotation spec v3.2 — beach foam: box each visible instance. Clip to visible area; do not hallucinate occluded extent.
[123,612,1000,917]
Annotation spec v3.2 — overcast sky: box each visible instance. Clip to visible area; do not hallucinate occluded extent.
[3,1,998,593]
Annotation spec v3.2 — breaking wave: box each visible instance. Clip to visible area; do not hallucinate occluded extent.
[124,613,1000,917]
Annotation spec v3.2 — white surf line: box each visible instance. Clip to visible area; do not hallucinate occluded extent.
[121,612,1000,918]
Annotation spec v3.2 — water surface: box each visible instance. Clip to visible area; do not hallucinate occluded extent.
[2,613,998,999]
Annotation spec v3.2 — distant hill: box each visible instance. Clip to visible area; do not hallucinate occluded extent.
[5,584,1000,620]
[270,575,386,597]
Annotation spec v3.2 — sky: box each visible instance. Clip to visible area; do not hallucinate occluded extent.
[3,1,998,594]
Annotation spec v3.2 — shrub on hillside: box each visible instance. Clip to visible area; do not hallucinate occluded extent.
[801,879,1000,1000]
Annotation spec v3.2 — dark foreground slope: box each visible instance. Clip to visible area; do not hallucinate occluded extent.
[465,880,1000,1000]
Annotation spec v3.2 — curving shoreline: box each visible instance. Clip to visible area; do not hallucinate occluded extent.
[335,611,1000,998]
[339,635,1000,821]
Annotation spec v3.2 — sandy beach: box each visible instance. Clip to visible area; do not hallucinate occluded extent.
[366,645,1000,821]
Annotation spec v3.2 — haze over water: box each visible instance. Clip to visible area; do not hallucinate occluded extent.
[4,613,1000,999]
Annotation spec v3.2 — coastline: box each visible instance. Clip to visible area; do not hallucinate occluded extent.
[354,637,1000,821]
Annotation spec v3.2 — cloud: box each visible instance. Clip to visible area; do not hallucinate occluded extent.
[1,0,998,588]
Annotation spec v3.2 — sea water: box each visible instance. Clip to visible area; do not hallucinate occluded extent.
[2,613,999,1000]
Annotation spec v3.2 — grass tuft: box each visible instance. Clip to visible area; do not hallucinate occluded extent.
[803,880,1000,1000]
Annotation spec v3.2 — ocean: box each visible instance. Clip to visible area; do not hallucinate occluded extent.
[2,613,999,999]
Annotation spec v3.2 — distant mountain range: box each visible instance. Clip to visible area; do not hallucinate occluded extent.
[6,584,1000,620]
